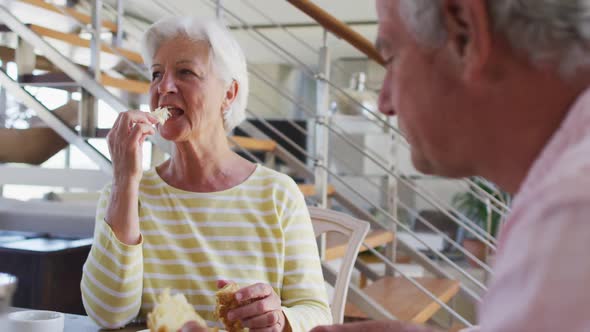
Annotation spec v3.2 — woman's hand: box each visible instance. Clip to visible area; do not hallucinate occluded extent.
[179,321,208,332]
[219,280,288,332]
[105,110,158,244]
[107,110,158,186]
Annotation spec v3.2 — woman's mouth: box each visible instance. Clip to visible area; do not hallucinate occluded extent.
[167,108,184,117]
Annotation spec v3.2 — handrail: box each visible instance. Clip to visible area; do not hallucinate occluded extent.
[285,0,384,65]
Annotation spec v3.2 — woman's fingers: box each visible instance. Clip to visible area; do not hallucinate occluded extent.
[108,111,156,144]
[217,279,232,289]
[113,110,158,134]
[228,291,280,321]
[235,283,273,303]
[129,123,155,145]
[242,310,282,329]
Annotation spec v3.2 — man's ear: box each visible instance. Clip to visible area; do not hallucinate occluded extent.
[442,0,492,81]
[221,80,239,113]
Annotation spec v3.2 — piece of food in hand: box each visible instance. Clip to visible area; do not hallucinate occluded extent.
[216,282,255,332]
[152,106,170,125]
[147,288,207,332]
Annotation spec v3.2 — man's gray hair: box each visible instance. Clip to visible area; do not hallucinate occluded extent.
[399,0,590,74]
[141,17,248,133]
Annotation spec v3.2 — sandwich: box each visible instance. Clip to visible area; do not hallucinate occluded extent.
[152,106,171,125]
[147,288,208,332]
[215,282,254,332]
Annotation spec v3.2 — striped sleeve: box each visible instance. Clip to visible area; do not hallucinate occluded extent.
[80,185,144,329]
[280,180,333,331]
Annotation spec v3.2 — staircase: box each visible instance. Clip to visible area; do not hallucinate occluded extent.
[0,0,512,329]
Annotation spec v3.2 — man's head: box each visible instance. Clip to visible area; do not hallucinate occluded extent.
[376,0,590,191]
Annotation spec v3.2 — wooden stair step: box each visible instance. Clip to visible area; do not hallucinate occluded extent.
[325,229,394,261]
[345,277,460,324]
[17,72,149,94]
[230,136,277,153]
[297,184,336,198]
[100,74,149,94]
[29,24,142,63]
[21,0,118,32]
[0,46,149,94]
[358,251,411,264]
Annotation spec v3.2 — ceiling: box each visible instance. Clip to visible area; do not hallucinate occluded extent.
[103,0,380,65]
[2,0,379,71]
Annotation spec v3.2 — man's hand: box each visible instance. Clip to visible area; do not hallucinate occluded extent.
[311,320,443,332]
[219,280,288,331]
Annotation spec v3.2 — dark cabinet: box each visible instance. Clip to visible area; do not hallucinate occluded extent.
[0,231,91,314]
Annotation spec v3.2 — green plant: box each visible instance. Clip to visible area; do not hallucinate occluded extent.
[452,178,509,238]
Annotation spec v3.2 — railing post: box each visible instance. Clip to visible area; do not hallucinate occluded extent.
[80,0,102,138]
[384,120,399,276]
[0,61,5,197]
[113,0,124,48]
[315,29,331,259]
[15,35,35,118]
[315,29,330,209]
[215,0,223,21]
[484,197,492,283]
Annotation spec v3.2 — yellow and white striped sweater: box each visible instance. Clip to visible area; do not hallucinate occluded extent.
[81,165,332,331]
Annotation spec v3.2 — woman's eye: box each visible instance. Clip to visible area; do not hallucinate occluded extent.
[180,69,195,76]
[151,72,161,80]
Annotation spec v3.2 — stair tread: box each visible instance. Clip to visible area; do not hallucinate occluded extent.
[100,74,149,94]
[326,229,394,261]
[30,24,143,63]
[346,276,460,324]
[230,136,277,152]
[18,71,150,94]
[21,0,118,32]
[297,184,336,198]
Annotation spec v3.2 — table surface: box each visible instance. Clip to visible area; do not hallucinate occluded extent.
[6,308,146,331]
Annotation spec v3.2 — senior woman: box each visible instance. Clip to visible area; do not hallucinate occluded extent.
[80,16,331,331]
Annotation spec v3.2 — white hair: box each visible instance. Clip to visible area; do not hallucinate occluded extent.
[140,16,248,133]
[398,0,590,74]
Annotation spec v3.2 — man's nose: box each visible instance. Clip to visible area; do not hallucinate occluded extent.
[378,72,396,116]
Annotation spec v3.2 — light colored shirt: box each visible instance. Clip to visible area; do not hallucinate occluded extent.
[81,165,332,331]
[475,87,590,331]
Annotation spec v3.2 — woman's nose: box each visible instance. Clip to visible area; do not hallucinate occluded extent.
[158,72,178,94]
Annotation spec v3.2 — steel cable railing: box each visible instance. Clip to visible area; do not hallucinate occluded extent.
[321,163,487,296]
[203,0,511,222]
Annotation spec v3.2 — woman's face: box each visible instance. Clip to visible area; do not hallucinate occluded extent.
[149,36,228,142]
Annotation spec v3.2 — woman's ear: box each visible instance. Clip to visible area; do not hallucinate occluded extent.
[442,0,492,81]
[221,80,239,113]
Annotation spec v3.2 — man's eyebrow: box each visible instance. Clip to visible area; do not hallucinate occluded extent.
[176,60,197,65]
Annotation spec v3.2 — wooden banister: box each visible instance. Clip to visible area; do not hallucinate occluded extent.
[286,0,384,66]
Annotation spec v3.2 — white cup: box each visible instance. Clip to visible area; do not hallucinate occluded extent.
[7,310,64,332]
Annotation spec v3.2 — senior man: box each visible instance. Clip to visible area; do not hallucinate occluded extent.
[313,0,590,331]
